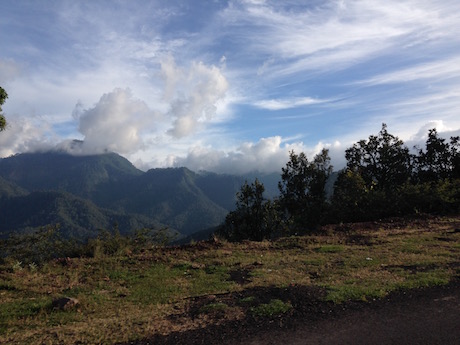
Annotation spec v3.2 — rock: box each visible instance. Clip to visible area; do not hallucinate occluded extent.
[52,297,79,311]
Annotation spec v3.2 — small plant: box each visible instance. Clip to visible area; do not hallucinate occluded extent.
[250,299,291,317]
[239,296,256,305]
[28,262,38,272]
[199,302,228,314]
[12,260,23,272]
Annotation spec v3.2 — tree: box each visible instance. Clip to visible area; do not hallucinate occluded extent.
[331,169,369,223]
[0,86,7,131]
[345,123,412,191]
[278,149,333,232]
[451,136,460,179]
[218,179,277,241]
[415,128,452,182]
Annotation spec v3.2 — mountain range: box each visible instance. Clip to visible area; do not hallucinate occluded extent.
[0,151,280,240]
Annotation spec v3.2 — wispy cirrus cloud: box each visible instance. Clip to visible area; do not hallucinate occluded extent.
[253,97,327,110]
[358,56,460,86]
[220,0,460,79]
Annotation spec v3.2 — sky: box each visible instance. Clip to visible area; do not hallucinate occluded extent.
[1,0,460,175]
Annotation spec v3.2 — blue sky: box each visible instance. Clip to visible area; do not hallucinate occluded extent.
[1,0,460,174]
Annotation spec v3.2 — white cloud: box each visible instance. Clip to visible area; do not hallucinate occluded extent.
[170,136,345,174]
[359,56,460,85]
[221,0,460,80]
[0,117,55,157]
[161,59,229,138]
[74,88,158,155]
[253,97,327,110]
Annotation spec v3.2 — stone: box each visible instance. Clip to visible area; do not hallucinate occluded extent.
[52,297,79,311]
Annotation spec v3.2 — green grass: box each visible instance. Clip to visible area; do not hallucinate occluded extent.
[0,216,459,344]
[199,302,228,314]
[250,299,292,317]
[315,244,345,253]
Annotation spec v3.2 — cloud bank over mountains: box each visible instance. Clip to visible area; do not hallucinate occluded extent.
[1,0,460,174]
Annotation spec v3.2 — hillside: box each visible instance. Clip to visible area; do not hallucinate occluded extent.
[93,167,230,234]
[0,151,280,238]
[0,190,164,239]
[0,176,27,198]
[0,151,143,198]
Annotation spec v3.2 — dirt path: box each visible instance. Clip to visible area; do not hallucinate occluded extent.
[234,284,460,345]
[128,283,459,345]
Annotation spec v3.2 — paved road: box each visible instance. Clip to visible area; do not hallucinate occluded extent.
[239,285,460,345]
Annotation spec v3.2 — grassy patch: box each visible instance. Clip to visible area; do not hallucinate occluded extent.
[315,244,345,253]
[239,296,256,305]
[0,216,459,344]
[199,302,228,314]
[325,283,388,303]
[250,299,292,317]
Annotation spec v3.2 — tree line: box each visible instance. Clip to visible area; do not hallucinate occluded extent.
[0,86,7,131]
[218,124,460,241]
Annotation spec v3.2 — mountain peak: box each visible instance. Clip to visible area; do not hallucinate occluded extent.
[0,151,142,196]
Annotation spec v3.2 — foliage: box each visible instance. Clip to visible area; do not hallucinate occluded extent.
[250,299,291,317]
[278,149,333,232]
[0,86,7,131]
[0,224,175,265]
[88,226,176,258]
[345,123,412,191]
[414,128,460,182]
[396,179,460,215]
[329,169,369,223]
[0,225,80,265]
[218,179,279,241]
[331,125,460,223]
[0,190,165,240]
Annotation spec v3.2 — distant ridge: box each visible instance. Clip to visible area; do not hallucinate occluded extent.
[0,190,161,239]
[0,151,281,239]
[0,151,142,198]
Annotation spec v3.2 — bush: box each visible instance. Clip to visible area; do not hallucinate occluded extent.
[0,224,81,265]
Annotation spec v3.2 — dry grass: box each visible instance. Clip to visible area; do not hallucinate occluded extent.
[1,215,459,344]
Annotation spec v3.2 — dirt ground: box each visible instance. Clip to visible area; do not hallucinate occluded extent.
[239,282,460,345]
[125,280,459,345]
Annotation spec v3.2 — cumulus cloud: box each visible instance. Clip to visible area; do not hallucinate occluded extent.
[161,58,229,138]
[47,57,229,157]
[170,136,345,175]
[405,120,460,151]
[0,118,55,157]
[73,88,157,154]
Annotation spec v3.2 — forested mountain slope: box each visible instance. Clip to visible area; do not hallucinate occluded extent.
[0,152,277,238]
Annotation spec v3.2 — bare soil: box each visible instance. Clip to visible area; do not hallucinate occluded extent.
[124,280,460,345]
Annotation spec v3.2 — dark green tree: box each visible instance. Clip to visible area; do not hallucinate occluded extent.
[330,169,369,222]
[451,136,460,178]
[218,179,277,241]
[415,128,453,182]
[345,123,412,191]
[0,86,7,131]
[278,149,333,232]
